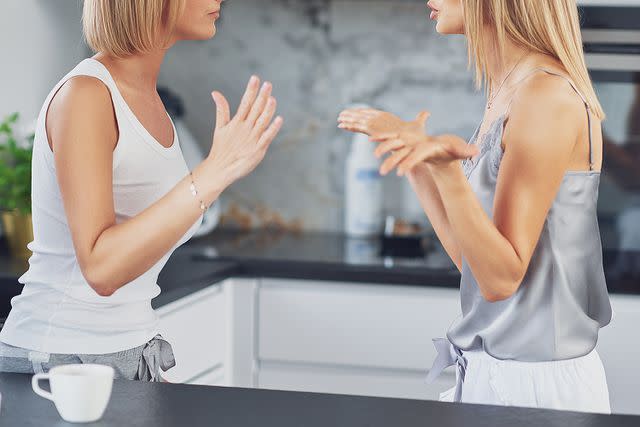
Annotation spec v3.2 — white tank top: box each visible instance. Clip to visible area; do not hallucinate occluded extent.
[0,58,202,354]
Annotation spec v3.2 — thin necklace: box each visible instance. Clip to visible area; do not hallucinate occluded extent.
[487,52,528,110]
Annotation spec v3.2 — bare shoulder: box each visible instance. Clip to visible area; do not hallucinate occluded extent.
[503,70,586,160]
[49,76,114,117]
[47,76,118,151]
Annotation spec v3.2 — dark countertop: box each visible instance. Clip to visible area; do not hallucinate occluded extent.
[186,229,462,287]
[1,229,638,317]
[1,372,637,427]
[181,228,640,294]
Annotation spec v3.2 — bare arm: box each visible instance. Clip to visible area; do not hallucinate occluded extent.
[357,74,590,301]
[385,76,586,301]
[48,75,282,296]
[406,164,462,271]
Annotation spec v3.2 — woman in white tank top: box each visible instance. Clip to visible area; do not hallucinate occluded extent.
[0,0,283,381]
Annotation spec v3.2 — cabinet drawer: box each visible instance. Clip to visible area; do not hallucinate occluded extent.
[157,284,226,383]
[189,365,226,386]
[258,279,460,371]
[596,294,640,415]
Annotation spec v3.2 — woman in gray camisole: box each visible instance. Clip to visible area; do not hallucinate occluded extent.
[449,69,612,362]
[338,0,612,413]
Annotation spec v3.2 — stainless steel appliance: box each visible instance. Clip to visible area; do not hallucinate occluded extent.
[580,4,640,283]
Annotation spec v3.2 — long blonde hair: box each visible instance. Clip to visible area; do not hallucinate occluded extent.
[83,0,185,58]
[463,0,605,119]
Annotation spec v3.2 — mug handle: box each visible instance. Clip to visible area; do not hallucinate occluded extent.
[31,373,54,401]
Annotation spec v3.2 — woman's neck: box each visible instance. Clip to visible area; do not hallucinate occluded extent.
[94,49,167,93]
[483,34,533,89]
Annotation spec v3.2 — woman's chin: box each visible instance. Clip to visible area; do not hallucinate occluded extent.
[188,25,218,41]
[434,20,464,35]
[176,28,217,42]
[203,24,217,39]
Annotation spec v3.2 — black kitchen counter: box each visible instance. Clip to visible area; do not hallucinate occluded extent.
[184,228,640,294]
[186,229,462,287]
[1,229,638,317]
[1,372,637,427]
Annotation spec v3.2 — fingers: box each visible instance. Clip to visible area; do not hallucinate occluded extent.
[439,135,479,160]
[337,110,375,134]
[415,111,431,129]
[247,81,273,125]
[257,116,284,148]
[380,147,411,176]
[338,111,374,126]
[252,96,277,137]
[339,108,377,119]
[374,139,405,158]
[236,75,261,120]
[338,121,368,134]
[395,138,479,176]
[453,142,480,159]
[339,111,376,120]
[369,132,398,143]
[212,91,231,130]
[397,146,431,176]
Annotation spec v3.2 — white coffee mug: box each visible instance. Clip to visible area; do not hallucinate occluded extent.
[32,364,115,423]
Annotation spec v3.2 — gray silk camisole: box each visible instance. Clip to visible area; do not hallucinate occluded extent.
[446,69,612,362]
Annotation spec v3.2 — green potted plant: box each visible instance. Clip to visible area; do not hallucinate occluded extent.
[0,112,34,259]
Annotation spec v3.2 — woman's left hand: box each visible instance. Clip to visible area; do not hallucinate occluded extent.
[376,132,479,176]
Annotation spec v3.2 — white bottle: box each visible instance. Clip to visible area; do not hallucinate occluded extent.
[345,128,383,237]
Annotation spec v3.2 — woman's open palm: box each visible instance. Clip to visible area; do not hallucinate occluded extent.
[208,76,283,185]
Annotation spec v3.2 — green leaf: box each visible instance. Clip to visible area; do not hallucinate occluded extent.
[0,112,31,212]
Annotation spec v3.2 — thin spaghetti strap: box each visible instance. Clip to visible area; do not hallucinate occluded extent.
[504,68,594,171]
[585,104,594,170]
[504,68,549,116]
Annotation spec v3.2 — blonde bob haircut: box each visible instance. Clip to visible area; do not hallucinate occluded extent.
[463,0,605,119]
[82,0,185,58]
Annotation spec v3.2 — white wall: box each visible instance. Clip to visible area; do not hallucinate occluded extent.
[0,0,86,123]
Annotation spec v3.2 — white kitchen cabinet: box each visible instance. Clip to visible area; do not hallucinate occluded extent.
[156,282,228,384]
[258,279,460,370]
[155,274,640,415]
[188,365,226,386]
[223,278,259,388]
[258,361,455,401]
[255,278,460,400]
[596,294,640,415]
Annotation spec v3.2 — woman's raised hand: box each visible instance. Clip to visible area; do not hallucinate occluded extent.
[337,108,429,142]
[337,107,478,176]
[205,75,283,189]
[378,133,479,176]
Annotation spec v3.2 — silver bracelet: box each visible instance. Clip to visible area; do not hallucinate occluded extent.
[189,172,208,212]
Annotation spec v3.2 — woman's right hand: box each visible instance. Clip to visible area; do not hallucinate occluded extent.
[337,108,429,142]
[202,75,283,195]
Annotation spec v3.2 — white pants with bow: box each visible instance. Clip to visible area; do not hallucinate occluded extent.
[439,348,611,414]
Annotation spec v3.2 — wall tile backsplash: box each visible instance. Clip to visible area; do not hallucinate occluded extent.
[159,0,485,232]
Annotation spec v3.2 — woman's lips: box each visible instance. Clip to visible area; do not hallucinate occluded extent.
[427,2,439,20]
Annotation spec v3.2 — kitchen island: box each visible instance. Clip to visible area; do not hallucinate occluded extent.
[1,230,639,414]
[1,372,637,427]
